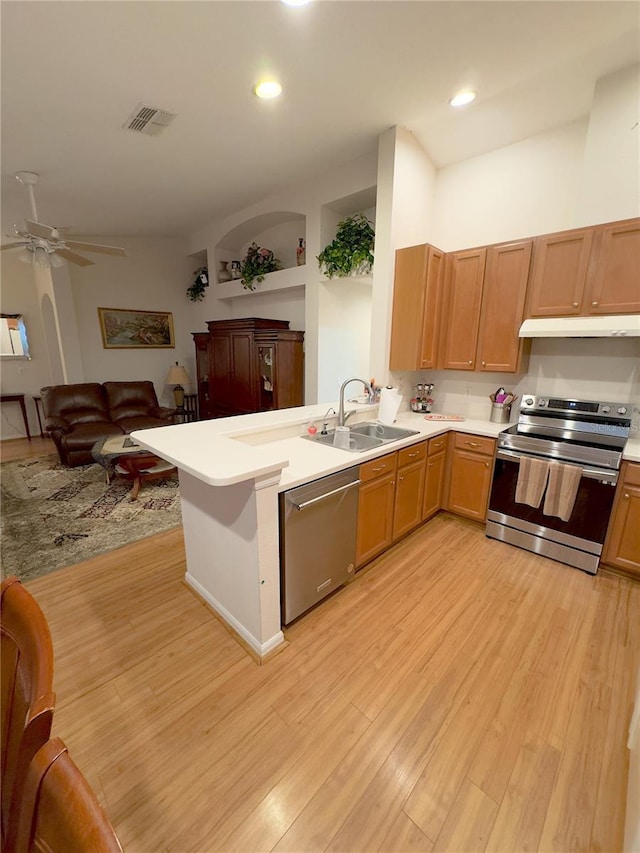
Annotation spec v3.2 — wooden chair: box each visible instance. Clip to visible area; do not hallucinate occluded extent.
[13,738,123,853]
[1,577,55,853]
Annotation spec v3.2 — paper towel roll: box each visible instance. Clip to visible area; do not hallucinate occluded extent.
[378,387,402,425]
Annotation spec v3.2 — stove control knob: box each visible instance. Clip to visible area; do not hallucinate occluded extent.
[617,406,627,415]
[601,405,611,414]
[538,399,547,407]
[524,397,534,406]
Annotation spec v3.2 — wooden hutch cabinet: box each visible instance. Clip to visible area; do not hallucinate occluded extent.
[193,318,304,419]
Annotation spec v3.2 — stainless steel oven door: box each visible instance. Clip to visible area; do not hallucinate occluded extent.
[486,448,618,574]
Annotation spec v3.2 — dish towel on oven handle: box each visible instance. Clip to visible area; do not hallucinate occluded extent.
[515,456,550,508]
[543,462,583,522]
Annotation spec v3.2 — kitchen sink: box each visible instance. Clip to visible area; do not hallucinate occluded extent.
[305,430,384,452]
[302,422,420,453]
[349,422,420,441]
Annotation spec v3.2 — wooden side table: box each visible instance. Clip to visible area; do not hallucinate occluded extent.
[173,393,199,424]
[0,393,31,440]
[32,395,49,438]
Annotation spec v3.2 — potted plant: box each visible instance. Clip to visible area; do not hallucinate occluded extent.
[317,212,375,279]
[186,266,209,302]
[240,243,283,291]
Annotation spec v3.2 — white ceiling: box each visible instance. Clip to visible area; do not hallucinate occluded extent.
[1,1,639,239]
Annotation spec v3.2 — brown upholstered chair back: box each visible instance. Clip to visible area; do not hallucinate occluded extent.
[1,577,55,853]
[40,383,111,427]
[14,738,123,853]
[103,380,160,422]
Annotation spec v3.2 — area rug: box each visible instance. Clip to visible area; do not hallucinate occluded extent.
[1,455,182,582]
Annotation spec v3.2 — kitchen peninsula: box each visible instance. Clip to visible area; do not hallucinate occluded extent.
[133,404,640,660]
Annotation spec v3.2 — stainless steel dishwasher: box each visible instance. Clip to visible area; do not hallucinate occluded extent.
[279,468,360,625]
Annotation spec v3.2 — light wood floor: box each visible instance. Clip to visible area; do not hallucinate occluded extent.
[8,439,640,852]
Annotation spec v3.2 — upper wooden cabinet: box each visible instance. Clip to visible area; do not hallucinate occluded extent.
[526,217,640,318]
[440,241,531,373]
[389,244,445,371]
[439,248,486,370]
[476,240,532,372]
[586,219,640,314]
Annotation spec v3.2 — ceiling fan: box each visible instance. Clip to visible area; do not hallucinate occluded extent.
[1,171,127,268]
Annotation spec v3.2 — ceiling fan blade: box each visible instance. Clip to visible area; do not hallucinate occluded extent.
[1,241,29,250]
[55,248,95,267]
[64,240,127,257]
[25,219,59,240]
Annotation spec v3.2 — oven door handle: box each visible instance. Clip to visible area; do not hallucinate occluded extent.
[495,448,618,485]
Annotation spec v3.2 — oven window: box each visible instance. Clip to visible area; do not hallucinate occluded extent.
[489,456,615,545]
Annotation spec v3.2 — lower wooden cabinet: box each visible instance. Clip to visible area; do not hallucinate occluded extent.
[393,443,427,540]
[423,436,447,520]
[356,454,397,568]
[602,461,640,578]
[446,433,496,522]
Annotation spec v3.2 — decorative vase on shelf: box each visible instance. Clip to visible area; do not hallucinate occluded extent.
[218,260,232,283]
[296,237,306,267]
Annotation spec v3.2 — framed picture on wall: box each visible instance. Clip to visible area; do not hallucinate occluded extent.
[98,308,175,349]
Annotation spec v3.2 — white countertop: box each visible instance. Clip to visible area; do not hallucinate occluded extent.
[132,403,640,490]
[131,404,509,492]
[624,437,640,464]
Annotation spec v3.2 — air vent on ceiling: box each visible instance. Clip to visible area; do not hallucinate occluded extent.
[123,103,177,136]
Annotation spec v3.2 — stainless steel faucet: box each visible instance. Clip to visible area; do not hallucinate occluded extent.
[337,378,374,427]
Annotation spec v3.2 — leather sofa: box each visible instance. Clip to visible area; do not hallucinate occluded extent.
[41,381,174,467]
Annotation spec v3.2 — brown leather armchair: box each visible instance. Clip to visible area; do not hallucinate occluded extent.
[41,383,123,467]
[41,381,174,467]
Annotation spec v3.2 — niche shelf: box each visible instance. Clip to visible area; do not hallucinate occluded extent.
[214,210,306,292]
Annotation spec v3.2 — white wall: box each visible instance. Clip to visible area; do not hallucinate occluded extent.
[69,236,195,406]
[0,253,51,438]
[431,118,588,250]
[189,150,379,403]
[577,63,640,224]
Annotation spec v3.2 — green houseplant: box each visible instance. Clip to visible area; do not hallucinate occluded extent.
[317,213,375,278]
[186,266,209,302]
[240,243,283,291]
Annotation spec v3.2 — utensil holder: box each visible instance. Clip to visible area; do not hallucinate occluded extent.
[490,403,511,424]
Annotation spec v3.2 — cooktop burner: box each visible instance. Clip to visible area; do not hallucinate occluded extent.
[499,392,633,470]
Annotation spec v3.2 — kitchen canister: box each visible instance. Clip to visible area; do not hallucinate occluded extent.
[490,402,511,424]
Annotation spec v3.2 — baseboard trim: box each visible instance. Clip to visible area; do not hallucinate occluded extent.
[184,573,286,663]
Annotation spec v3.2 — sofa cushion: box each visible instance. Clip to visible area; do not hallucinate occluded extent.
[103,381,167,424]
[62,422,124,450]
[41,383,111,427]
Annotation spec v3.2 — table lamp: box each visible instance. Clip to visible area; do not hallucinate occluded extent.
[166,362,191,410]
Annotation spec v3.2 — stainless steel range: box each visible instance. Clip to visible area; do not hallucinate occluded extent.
[486,393,632,574]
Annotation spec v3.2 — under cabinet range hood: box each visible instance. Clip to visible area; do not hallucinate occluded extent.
[519,315,640,338]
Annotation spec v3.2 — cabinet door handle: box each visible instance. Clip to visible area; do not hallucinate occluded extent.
[371,466,386,473]
[485,462,490,467]
[468,360,473,365]
[481,361,486,366]
[573,302,579,307]
[399,475,405,482]
[408,451,419,458]
[390,481,395,487]
[465,441,481,448]
[624,493,630,499]
[592,301,598,306]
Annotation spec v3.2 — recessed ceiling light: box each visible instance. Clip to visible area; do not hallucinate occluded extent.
[281,0,312,5]
[449,91,476,108]
[253,80,283,100]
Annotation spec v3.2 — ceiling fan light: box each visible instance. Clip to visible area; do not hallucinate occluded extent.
[18,248,32,265]
[33,247,50,268]
[49,252,66,268]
